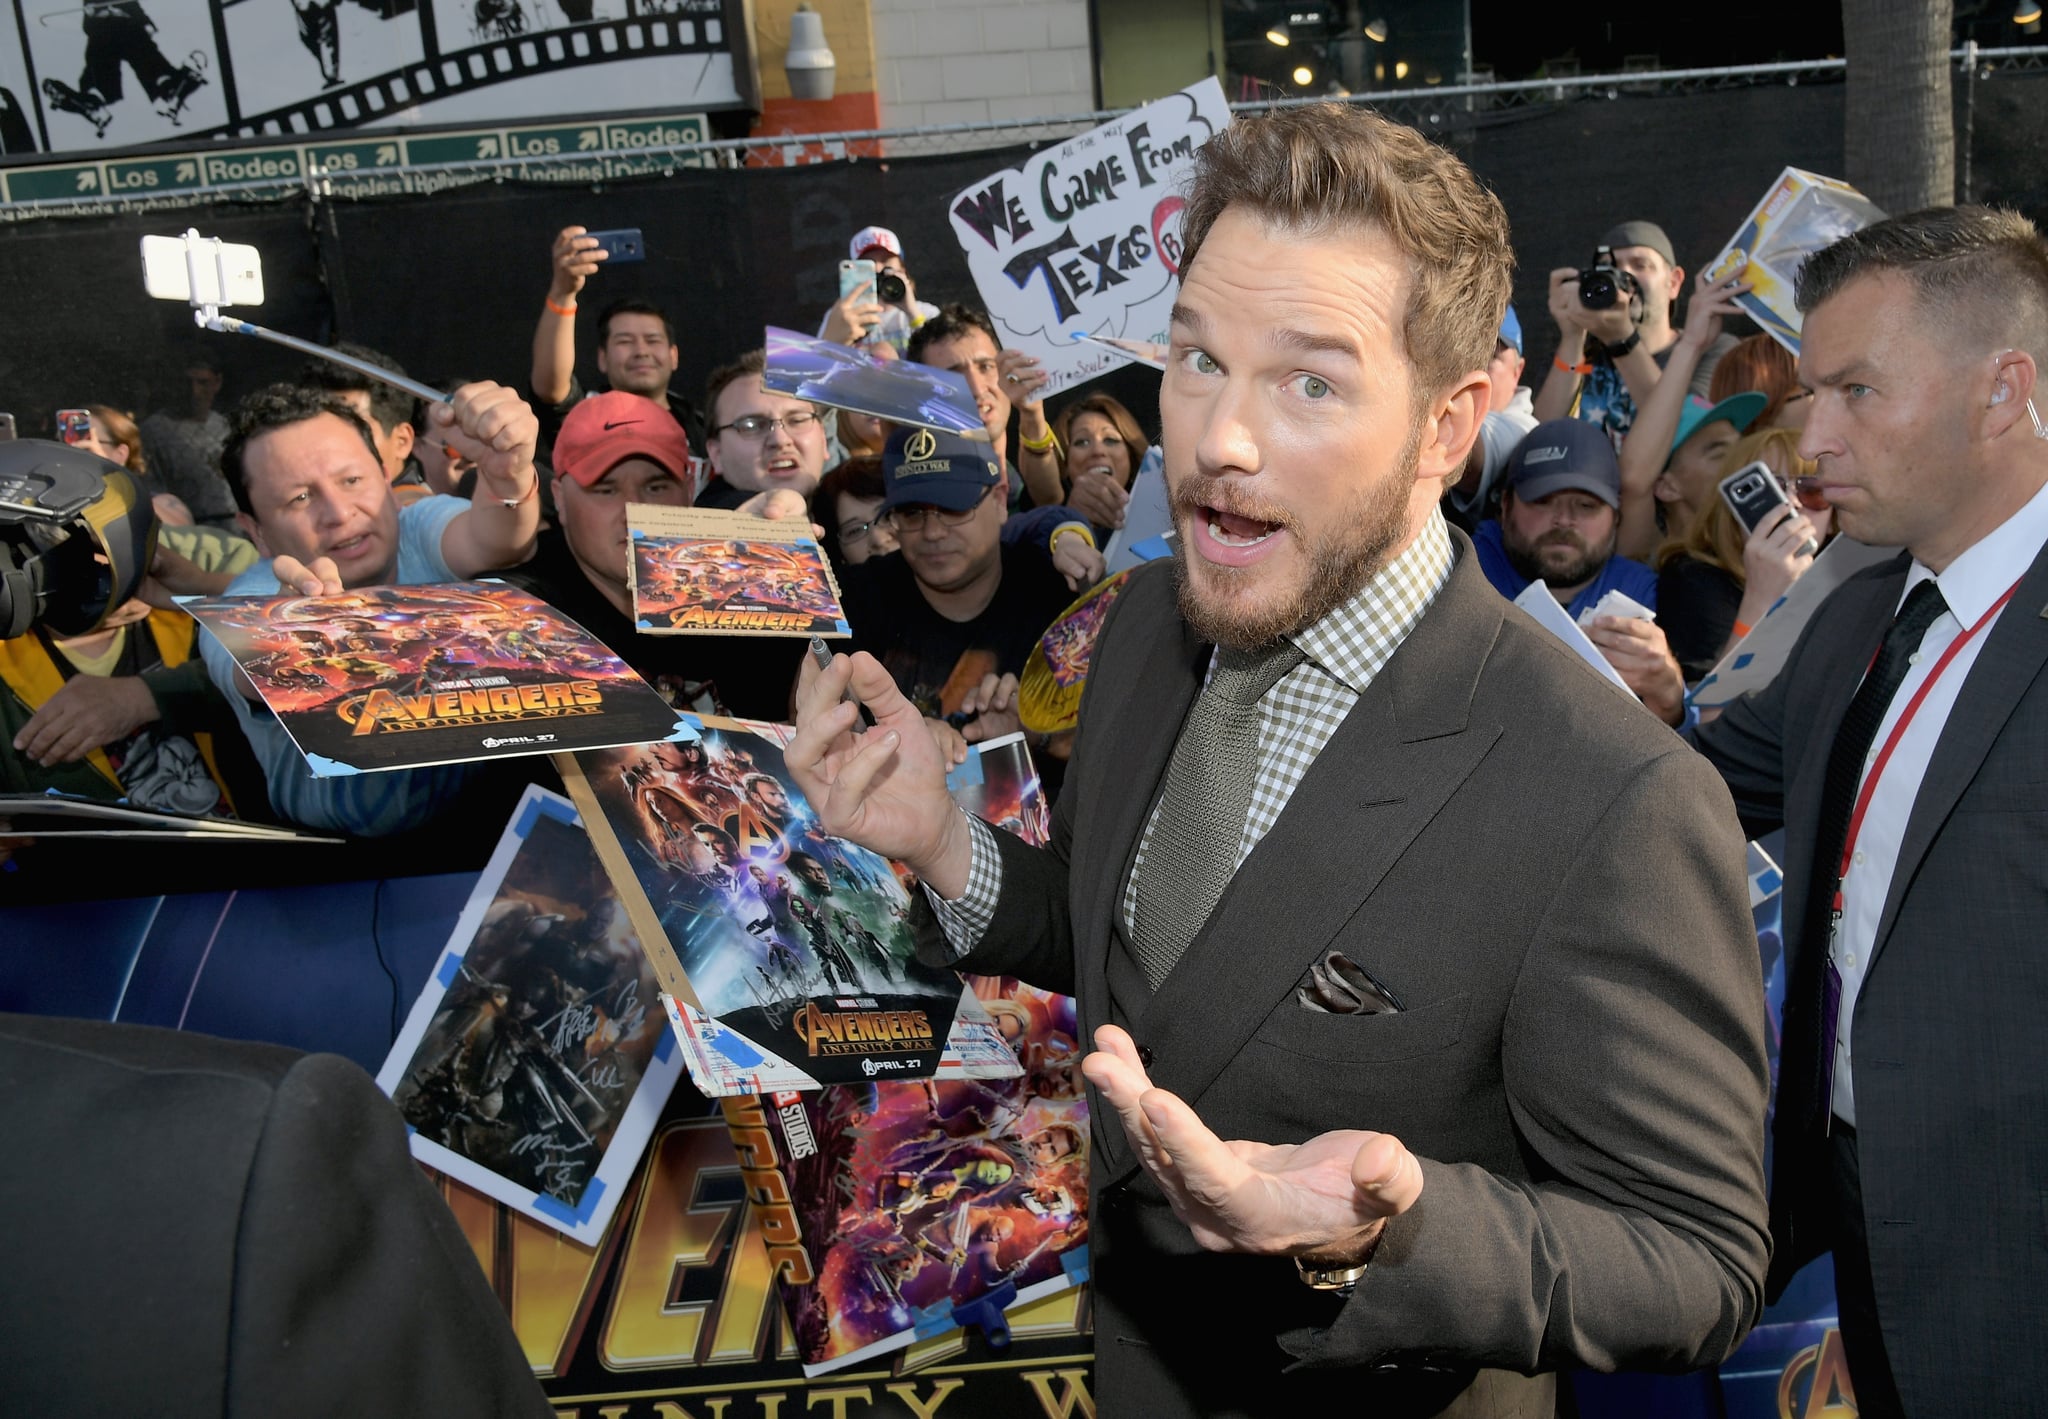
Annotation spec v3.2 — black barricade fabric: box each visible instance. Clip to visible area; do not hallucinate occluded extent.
[7,73,2045,442]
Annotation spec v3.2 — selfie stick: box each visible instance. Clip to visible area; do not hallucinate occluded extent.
[171,229,451,407]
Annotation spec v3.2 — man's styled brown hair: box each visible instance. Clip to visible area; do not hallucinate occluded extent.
[1176,103,1514,408]
[1795,205,2048,360]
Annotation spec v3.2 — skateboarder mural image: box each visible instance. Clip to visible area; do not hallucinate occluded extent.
[35,2,209,138]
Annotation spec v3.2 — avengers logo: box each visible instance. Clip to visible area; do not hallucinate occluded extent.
[904,428,937,461]
[1778,1326,1858,1418]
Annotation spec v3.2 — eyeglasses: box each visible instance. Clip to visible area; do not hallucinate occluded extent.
[711,408,823,440]
[886,488,993,532]
[838,514,884,545]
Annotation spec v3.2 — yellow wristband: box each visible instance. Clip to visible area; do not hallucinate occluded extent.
[1049,523,1095,555]
[1019,426,1059,455]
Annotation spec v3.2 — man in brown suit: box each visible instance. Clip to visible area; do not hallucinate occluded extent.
[787,104,1770,1417]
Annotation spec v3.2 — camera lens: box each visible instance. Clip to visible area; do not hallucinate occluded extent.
[875,270,907,304]
[1579,273,1618,310]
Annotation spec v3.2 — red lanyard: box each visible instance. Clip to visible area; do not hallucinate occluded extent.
[1832,576,2024,908]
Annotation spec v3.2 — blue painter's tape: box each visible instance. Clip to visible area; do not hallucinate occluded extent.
[303,753,362,777]
[535,794,579,827]
[436,951,464,987]
[912,1299,958,1338]
[1731,653,1755,670]
[1129,535,1172,562]
[513,795,544,838]
[1060,1244,1090,1285]
[531,1175,607,1226]
[711,1026,763,1068]
[945,751,986,793]
[636,618,654,629]
[653,1024,676,1062]
[1756,868,1782,897]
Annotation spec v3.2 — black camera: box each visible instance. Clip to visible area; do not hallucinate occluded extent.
[0,440,158,641]
[874,268,907,305]
[1577,245,1643,318]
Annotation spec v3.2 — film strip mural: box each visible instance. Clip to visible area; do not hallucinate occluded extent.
[0,1,752,165]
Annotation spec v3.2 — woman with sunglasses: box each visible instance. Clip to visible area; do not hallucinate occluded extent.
[1653,425,1831,683]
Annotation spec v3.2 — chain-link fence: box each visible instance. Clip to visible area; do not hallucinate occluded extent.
[6,46,2045,222]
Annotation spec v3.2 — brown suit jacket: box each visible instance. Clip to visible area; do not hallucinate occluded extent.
[934,537,1771,1418]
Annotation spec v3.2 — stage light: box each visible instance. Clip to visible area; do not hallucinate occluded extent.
[1394,59,1409,79]
[1266,26,1291,45]
[2016,0,2043,32]
[1293,65,1314,84]
[1363,17,1389,41]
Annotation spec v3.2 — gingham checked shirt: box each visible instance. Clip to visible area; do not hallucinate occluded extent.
[929,509,1456,956]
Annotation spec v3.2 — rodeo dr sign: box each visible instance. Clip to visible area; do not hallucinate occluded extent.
[947,78,1230,399]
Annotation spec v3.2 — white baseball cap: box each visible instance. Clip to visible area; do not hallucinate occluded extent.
[849,226,903,261]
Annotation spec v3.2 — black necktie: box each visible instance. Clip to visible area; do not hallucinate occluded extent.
[1794,578,1950,1124]
[1807,578,1950,934]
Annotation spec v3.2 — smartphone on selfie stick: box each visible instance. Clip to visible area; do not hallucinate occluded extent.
[139,229,451,410]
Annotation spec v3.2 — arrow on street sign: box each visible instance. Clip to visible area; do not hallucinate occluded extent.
[75,170,98,191]
[477,137,500,158]
[176,161,195,181]
[578,130,599,151]
[376,144,397,164]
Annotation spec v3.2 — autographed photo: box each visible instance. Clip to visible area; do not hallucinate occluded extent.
[560,717,1019,1097]
[628,504,849,638]
[185,582,684,774]
[378,786,683,1245]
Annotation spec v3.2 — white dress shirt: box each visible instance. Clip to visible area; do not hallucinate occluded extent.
[1830,475,2048,1125]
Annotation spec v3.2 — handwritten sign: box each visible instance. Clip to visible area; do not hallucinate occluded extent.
[947,78,1230,399]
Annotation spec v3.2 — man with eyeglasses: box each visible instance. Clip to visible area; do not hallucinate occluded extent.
[697,350,831,511]
[836,427,1075,751]
[502,391,809,720]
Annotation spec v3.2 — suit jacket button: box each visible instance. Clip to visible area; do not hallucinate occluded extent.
[1137,1044,1154,1068]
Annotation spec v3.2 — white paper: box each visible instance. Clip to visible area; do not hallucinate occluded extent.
[1578,588,1655,627]
[1690,537,1901,709]
[1513,580,1633,695]
[948,79,1230,400]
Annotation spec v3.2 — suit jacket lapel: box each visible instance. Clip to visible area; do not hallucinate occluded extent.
[1873,538,2048,957]
[1129,552,1506,1132]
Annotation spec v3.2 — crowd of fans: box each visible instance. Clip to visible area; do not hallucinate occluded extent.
[4,213,1829,850]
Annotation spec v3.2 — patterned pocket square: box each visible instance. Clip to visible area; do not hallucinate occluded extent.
[1296,950,1406,1015]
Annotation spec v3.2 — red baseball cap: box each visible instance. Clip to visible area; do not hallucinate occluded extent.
[553,390,691,488]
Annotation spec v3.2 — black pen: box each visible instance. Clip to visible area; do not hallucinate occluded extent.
[809,637,878,733]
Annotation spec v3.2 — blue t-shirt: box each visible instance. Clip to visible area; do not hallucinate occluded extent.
[1471,517,1659,622]
[199,495,474,836]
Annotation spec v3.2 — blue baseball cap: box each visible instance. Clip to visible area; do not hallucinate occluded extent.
[881,425,1000,512]
[1667,392,1768,466]
[1505,419,1623,509]
[1499,304,1523,355]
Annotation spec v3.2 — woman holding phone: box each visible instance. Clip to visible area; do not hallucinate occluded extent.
[1653,425,1832,683]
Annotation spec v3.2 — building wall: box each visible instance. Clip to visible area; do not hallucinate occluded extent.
[1093,0,1223,110]
[871,0,1097,127]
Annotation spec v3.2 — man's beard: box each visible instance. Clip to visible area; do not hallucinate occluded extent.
[1169,421,1421,652]
[1501,524,1614,591]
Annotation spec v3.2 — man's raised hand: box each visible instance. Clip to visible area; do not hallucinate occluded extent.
[784,648,974,896]
[1082,1023,1422,1259]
